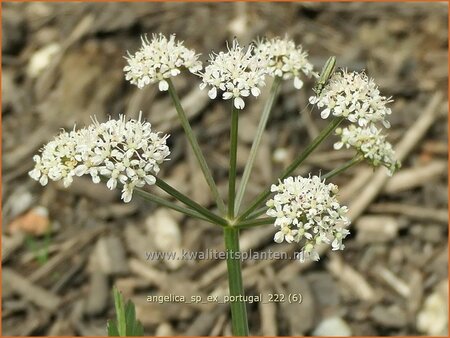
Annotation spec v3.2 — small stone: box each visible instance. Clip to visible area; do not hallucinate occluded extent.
[312,316,352,336]
[27,43,61,78]
[146,209,183,270]
[95,235,129,275]
[282,277,316,335]
[356,216,399,243]
[273,148,290,163]
[307,272,340,315]
[155,322,174,336]
[370,304,408,328]
[8,206,50,236]
[417,279,448,335]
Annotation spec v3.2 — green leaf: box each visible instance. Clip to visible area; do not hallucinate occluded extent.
[107,320,119,336]
[125,300,144,336]
[107,287,144,336]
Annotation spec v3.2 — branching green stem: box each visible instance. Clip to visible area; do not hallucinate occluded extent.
[223,227,249,336]
[236,116,345,222]
[167,79,226,213]
[235,78,281,212]
[134,188,211,223]
[155,178,228,227]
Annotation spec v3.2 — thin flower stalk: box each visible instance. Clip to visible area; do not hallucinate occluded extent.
[134,188,211,223]
[234,77,282,213]
[235,217,274,229]
[167,79,226,213]
[155,178,228,227]
[228,105,240,219]
[322,155,364,180]
[237,116,345,222]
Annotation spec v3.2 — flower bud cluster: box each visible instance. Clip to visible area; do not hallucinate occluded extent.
[254,36,315,89]
[124,33,202,91]
[29,113,170,202]
[199,40,267,109]
[266,175,350,262]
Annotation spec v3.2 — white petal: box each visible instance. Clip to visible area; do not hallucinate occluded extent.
[320,108,331,119]
[121,188,132,203]
[294,77,303,89]
[251,87,261,97]
[158,80,169,91]
[234,97,245,109]
[29,168,41,180]
[333,142,344,150]
[223,92,233,100]
[107,178,117,190]
[144,175,156,185]
[208,87,217,99]
[274,231,284,243]
[39,175,48,186]
[74,165,87,176]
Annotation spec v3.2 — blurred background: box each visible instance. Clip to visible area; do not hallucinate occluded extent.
[2,1,448,336]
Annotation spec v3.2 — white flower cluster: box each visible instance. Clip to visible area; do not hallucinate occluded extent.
[266,175,350,262]
[199,40,267,109]
[124,33,202,91]
[309,69,393,128]
[335,125,400,175]
[254,36,315,89]
[29,113,170,203]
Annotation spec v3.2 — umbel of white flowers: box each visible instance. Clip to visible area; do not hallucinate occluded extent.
[123,33,202,91]
[309,69,393,128]
[335,125,400,175]
[266,175,350,262]
[29,113,170,202]
[124,34,316,110]
[254,36,315,89]
[198,40,268,109]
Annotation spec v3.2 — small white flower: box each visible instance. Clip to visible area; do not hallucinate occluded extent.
[334,125,400,175]
[29,112,170,203]
[266,175,350,262]
[124,33,202,90]
[254,36,314,89]
[310,69,393,128]
[198,40,267,109]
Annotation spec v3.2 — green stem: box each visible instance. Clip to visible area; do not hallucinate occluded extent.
[242,154,364,221]
[134,188,211,223]
[235,217,274,229]
[322,155,364,180]
[155,178,228,227]
[235,78,281,213]
[236,116,344,222]
[167,79,226,214]
[223,227,249,336]
[228,105,239,219]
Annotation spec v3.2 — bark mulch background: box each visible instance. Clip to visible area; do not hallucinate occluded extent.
[2,2,448,336]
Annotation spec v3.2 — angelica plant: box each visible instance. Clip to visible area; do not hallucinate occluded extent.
[30,33,399,336]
